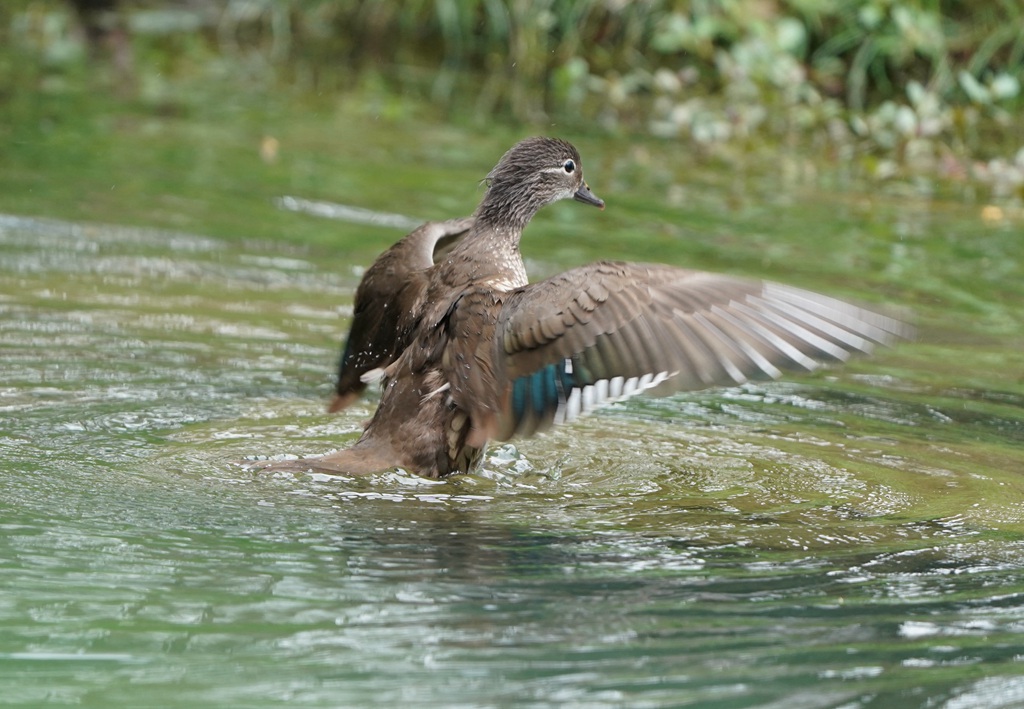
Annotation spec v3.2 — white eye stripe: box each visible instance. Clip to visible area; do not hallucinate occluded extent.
[540,159,579,175]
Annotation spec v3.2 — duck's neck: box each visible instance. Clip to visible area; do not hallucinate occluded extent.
[434,181,549,291]
[442,220,528,291]
[474,181,544,235]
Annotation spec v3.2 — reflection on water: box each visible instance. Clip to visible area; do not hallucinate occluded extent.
[3,214,1024,707]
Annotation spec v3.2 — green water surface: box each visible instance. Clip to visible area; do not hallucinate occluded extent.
[2,81,1024,708]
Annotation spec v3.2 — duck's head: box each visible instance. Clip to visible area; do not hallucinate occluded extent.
[477,137,604,229]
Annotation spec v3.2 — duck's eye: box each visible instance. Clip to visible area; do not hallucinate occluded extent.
[562,159,576,174]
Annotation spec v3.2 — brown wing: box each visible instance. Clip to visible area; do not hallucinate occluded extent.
[460,260,910,441]
[330,216,474,412]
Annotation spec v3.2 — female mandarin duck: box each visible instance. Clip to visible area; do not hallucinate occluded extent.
[259,137,908,478]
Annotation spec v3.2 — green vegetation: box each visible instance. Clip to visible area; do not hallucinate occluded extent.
[0,0,1022,239]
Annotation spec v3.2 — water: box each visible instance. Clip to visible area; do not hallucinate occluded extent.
[2,177,1023,706]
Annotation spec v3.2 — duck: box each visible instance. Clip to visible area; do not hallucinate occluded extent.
[256,137,909,478]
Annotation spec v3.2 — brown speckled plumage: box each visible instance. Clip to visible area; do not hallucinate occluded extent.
[252,137,909,479]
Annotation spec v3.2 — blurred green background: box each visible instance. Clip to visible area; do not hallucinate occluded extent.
[2,0,1022,250]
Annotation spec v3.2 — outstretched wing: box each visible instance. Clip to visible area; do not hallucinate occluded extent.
[468,260,909,440]
[330,216,474,412]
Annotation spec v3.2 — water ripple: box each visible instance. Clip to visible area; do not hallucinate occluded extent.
[3,214,1024,708]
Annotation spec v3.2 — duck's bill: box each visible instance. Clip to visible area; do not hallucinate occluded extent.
[573,183,605,210]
